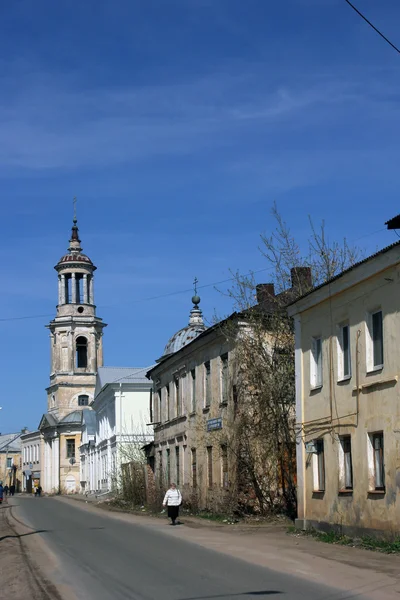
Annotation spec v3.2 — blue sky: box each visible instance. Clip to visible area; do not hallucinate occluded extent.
[1,0,400,432]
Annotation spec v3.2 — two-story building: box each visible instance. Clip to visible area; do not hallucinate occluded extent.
[147,293,235,511]
[21,430,41,493]
[288,239,400,536]
[79,366,153,493]
[147,273,307,513]
[0,432,23,492]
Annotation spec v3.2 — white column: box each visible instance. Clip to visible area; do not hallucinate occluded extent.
[83,274,88,304]
[58,277,62,305]
[107,439,112,491]
[44,441,51,493]
[89,276,94,304]
[52,435,60,493]
[61,274,66,304]
[71,273,77,303]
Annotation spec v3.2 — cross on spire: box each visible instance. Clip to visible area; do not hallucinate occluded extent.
[73,196,77,223]
[193,277,198,295]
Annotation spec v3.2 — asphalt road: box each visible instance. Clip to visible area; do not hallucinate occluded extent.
[12,496,360,600]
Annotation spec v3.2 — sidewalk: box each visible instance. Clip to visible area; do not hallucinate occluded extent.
[60,495,400,600]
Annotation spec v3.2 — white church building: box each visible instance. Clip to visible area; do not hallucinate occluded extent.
[80,366,153,493]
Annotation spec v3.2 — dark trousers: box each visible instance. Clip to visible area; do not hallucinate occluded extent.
[167,505,179,523]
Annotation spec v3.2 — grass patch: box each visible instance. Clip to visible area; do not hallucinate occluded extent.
[195,511,238,524]
[288,527,400,553]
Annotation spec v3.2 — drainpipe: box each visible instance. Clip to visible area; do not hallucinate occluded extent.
[294,315,306,528]
[355,330,361,427]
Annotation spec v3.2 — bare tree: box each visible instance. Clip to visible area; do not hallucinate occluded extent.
[221,204,361,518]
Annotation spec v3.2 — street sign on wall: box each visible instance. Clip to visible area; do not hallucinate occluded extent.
[207,418,222,432]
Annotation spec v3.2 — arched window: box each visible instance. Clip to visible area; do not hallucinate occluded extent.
[78,395,89,406]
[76,336,88,368]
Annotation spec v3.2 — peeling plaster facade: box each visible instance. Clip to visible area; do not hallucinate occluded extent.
[288,241,400,536]
[148,297,237,511]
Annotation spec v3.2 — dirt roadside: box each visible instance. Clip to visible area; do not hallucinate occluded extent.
[0,499,64,600]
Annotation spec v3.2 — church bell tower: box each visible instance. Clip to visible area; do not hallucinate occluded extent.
[46,211,106,419]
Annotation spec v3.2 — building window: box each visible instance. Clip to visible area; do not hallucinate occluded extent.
[191,369,196,412]
[175,377,181,417]
[310,337,322,388]
[313,439,325,492]
[166,384,171,421]
[367,310,383,371]
[76,336,88,369]
[6,457,12,469]
[207,446,213,488]
[157,389,162,423]
[191,449,197,488]
[220,354,228,404]
[78,395,89,406]
[368,432,385,491]
[337,324,351,380]
[204,361,211,407]
[166,449,170,485]
[66,439,75,459]
[175,447,180,486]
[339,436,353,490]
[158,451,163,485]
[221,445,228,488]
[233,385,238,418]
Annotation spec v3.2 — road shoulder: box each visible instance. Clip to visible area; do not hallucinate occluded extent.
[58,495,400,600]
[0,498,63,600]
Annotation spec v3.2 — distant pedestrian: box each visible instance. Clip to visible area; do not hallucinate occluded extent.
[3,485,9,497]
[9,484,15,497]
[162,483,182,526]
[0,484,3,504]
[37,486,42,497]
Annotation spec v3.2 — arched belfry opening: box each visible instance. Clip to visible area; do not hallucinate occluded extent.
[62,273,93,304]
[76,336,88,368]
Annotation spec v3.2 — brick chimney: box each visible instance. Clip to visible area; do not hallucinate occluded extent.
[290,267,312,294]
[256,283,275,305]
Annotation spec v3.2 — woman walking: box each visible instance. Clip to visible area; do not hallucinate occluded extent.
[163,483,182,525]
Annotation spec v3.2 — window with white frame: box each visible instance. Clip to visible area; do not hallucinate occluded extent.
[337,324,351,380]
[338,436,353,490]
[312,439,325,492]
[367,432,385,491]
[366,310,383,371]
[310,337,323,388]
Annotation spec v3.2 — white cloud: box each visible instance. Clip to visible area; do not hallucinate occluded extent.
[1,66,394,171]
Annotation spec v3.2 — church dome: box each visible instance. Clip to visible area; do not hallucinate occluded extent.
[163,294,206,357]
[55,216,95,270]
[58,252,93,265]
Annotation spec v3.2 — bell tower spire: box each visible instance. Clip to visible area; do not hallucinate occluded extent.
[45,204,107,419]
[69,197,82,253]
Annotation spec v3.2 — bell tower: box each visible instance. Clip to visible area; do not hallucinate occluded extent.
[46,211,107,419]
